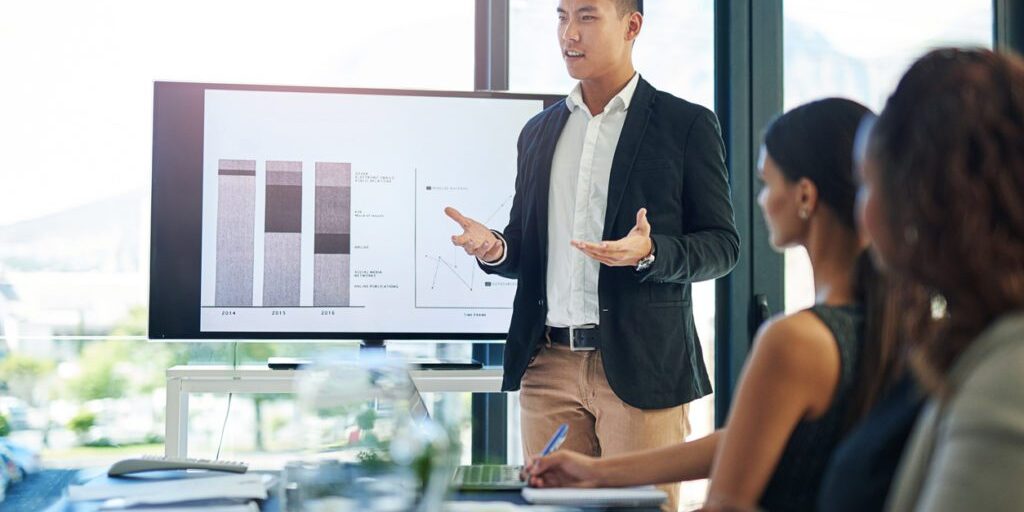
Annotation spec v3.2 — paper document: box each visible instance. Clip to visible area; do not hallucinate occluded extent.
[522,485,667,507]
[67,473,269,505]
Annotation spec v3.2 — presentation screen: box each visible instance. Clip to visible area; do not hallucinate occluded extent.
[149,82,559,340]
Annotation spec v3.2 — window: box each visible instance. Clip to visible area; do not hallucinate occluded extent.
[0,0,473,469]
[510,0,715,107]
[782,0,993,313]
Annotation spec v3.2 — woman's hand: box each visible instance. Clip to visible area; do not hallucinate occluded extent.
[522,450,606,488]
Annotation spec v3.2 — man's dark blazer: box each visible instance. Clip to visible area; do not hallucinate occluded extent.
[480,76,739,409]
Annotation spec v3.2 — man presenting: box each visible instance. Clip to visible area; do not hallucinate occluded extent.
[446,1,738,508]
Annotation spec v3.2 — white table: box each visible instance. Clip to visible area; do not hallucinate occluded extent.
[164,365,504,457]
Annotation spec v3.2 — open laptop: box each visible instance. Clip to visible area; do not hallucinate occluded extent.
[409,388,525,490]
[451,464,526,491]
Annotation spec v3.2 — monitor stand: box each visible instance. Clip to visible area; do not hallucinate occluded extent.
[267,339,479,370]
[360,338,387,356]
[266,340,385,370]
[359,338,481,369]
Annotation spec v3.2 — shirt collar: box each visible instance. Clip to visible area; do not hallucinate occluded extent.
[565,72,640,114]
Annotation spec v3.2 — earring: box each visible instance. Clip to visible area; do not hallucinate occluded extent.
[904,226,918,244]
[798,208,810,220]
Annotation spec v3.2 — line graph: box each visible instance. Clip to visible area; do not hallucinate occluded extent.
[414,168,516,309]
[484,194,514,225]
[426,253,475,291]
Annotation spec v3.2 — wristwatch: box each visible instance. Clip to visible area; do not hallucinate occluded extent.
[635,239,656,272]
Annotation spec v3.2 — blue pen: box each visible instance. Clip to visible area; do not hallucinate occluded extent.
[525,423,568,484]
[540,423,570,458]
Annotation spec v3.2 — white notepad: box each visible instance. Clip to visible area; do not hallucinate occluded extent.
[67,473,270,505]
[522,485,667,507]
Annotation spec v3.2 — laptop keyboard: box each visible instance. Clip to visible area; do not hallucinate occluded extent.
[454,464,524,486]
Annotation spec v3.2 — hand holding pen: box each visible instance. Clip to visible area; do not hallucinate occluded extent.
[524,447,607,488]
[523,423,610,488]
[521,423,568,482]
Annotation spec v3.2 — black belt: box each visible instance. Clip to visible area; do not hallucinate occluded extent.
[545,325,600,351]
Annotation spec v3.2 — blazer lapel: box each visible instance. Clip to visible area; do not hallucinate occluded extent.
[534,103,572,260]
[603,78,655,240]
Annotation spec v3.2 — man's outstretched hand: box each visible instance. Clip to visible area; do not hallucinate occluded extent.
[445,207,505,263]
[572,208,653,267]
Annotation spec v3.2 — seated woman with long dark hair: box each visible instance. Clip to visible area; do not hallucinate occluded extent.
[525,97,909,511]
[857,47,1024,512]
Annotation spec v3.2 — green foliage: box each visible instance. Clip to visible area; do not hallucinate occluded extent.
[412,441,437,492]
[83,437,116,447]
[0,412,10,437]
[233,342,276,363]
[110,305,147,337]
[0,353,55,403]
[356,449,388,469]
[66,341,129,401]
[0,353,54,381]
[68,410,96,436]
[362,433,381,448]
[106,306,174,394]
[356,408,378,430]
[269,415,288,434]
[65,305,174,399]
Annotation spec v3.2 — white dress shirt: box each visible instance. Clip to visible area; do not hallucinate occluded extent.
[481,74,640,327]
[545,73,639,328]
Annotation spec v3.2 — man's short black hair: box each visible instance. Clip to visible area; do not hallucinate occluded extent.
[615,0,643,17]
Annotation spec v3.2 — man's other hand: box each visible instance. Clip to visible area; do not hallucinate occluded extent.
[445,207,504,263]
[572,208,653,267]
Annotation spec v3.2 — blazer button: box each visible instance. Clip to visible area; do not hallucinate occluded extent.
[537,300,545,306]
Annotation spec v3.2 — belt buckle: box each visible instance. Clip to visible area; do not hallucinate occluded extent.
[569,324,597,352]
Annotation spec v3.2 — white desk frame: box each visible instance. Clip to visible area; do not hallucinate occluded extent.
[165,365,503,458]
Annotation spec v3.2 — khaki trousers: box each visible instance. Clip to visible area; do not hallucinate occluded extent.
[520,343,691,512]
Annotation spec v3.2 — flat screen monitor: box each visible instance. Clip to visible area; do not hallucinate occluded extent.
[149,81,560,340]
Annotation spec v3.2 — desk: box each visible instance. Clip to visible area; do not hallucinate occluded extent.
[165,365,504,458]
[13,469,661,511]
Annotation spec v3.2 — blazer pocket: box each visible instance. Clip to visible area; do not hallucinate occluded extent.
[632,158,672,173]
[649,282,688,306]
[631,159,682,201]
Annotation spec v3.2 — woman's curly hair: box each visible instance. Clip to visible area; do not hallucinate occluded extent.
[869,47,1024,392]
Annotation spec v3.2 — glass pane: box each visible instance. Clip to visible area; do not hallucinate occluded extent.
[0,0,473,469]
[511,0,715,107]
[782,0,992,313]
[509,2,716,508]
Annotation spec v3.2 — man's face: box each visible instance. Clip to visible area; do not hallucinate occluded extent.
[557,0,637,81]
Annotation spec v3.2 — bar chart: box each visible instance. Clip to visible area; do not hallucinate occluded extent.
[263,161,303,306]
[210,159,353,309]
[214,159,256,307]
[314,162,351,307]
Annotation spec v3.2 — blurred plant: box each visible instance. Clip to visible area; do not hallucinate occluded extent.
[356,449,389,470]
[109,305,146,337]
[65,341,129,401]
[63,306,181,400]
[0,412,10,437]
[83,437,116,448]
[68,410,96,442]
[0,353,54,404]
